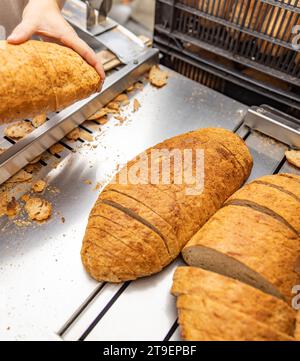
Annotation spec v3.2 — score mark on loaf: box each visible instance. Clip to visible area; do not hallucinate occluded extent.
[0,40,101,124]
[81,128,253,283]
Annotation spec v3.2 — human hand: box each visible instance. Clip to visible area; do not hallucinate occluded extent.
[7,0,105,84]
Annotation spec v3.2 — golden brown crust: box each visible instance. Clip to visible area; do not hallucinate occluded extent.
[88,203,163,273]
[227,181,300,235]
[100,190,178,261]
[253,174,300,200]
[172,267,296,336]
[183,172,300,303]
[82,128,252,282]
[0,40,100,124]
[183,204,300,302]
[285,150,300,169]
[177,297,295,341]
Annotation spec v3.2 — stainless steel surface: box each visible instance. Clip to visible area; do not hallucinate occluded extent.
[244,105,300,149]
[97,26,146,64]
[64,0,117,35]
[63,0,145,62]
[0,48,159,186]
[0,68,251,341]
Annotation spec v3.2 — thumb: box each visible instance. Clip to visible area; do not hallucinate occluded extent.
[7,21,35,44]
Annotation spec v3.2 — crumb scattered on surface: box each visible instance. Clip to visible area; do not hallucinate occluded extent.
[80,131,94,142]
[149,65,168,88]
[107,102,120,111]
[6,197,20,218]
[14,220,31,227]
[0,191,8,217]
[66,127,81,141]
[32,114,47,128]
[83,179,92,185]
[49,143,64,155]
[285,150,300,169]
[21,194,30,203]
[93,116,108,125]
[115,115,126,123]
[29,156,41,165]
[6,170,32,184]
[4,121,34,139]
[25,198,52,221]
[134,82,144,90]
[61,216,65,223]
[0,148,6,155]
[133,99,141,112]
[32,180,47,193]
[127,85,134,92]
[94,182,102,191]
[114,94,129,105]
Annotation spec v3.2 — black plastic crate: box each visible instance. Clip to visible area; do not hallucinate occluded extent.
[154,0,300,115]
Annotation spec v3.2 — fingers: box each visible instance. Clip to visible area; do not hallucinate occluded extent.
[60,32,106,82]
[7,20,36,44]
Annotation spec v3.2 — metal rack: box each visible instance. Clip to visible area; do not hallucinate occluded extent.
[154,0,300,116]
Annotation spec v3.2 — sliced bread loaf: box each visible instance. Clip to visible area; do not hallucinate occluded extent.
[177,297,294,341]
[182,174,300,302]
[82,128,252,282]
[172,267,296,336]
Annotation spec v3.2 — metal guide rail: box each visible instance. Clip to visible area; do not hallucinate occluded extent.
[0,66,299,341]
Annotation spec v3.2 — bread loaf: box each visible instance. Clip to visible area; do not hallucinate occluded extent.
[228,0,268,41]
[182,174,300,302]
[172,267,296,337]
[176,296,294,341]
[0,40,101,124]
[259,0,300,57]
[81,128,252,282]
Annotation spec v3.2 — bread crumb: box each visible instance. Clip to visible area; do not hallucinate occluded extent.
[107,102,120,111]
[25,163,40,174]
[0,148,6,155]
[14,220,31,227]
[83,179,92,185]
[93,116,108,125]
[32,180,47,193]
[49,143,64,155]
[133,99,141,112]
[115,115,126,123]
[66,127,81,141]
[114,93,129,105]
[7,170,32,184]
[88,108,108,120]
[29,156,41,165]
[94,182,102,191]
[0,191,8,217]
[25,198,52,221]
[32,114,47,128]
[149,65,168,87]
[6,197,20,217]
[4,121,34,139]
[21,194,30,202]
[285,150,300,169]
[135,82,144,90]
[127,85,134,92]
[80,131,94,142]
